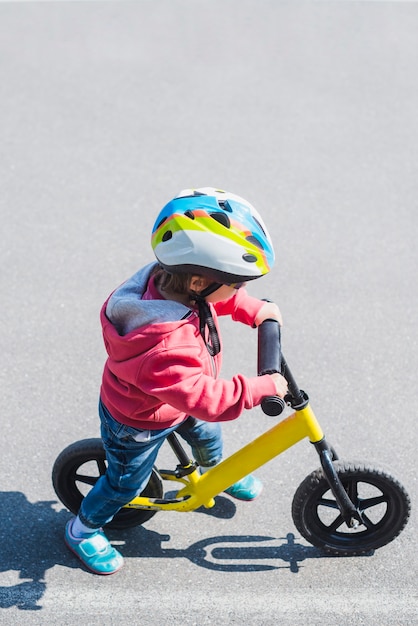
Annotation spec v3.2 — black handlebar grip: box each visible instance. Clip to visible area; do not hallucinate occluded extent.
[261,396,286,416]
[257,318,282,375]
[257,319,285,416]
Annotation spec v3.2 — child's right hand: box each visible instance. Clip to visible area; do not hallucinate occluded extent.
[270,373,288,398]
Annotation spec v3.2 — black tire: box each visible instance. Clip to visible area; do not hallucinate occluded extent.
[292,460,411,556]
[52,438,163,530]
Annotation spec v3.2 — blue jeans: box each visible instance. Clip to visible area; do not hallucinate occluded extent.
[78,400,223,529]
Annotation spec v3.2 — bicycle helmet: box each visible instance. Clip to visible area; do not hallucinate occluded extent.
[151,187,275,284]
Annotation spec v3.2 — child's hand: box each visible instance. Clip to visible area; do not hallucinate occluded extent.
[270,373,288,398]
[254,301,283,327]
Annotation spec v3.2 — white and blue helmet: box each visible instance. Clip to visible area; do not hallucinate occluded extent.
[151,187,275,283]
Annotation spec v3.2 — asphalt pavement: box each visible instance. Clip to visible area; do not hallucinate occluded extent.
[0,1,417,624]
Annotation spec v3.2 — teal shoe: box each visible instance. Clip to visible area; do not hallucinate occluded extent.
[65,518,124,575]
[224,474,263,501]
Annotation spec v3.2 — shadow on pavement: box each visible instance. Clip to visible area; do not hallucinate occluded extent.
[0,492,69,611]
[111,524,329,573]
[0,491,373,611]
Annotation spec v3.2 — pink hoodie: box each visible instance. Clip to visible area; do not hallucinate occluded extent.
[100,263,277,430]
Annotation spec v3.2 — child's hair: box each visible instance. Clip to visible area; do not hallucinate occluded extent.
[152,264,195,296]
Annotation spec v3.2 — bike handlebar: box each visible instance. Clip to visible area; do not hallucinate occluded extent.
[257,319,286,416]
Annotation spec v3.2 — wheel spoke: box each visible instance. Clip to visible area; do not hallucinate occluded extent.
[344,479,359,505]
[96,458,107,475]
[74,472,98,486]
[318,497,340,510]
[359,510,377,529]
[327,513,345,533]
[359,494,387,510]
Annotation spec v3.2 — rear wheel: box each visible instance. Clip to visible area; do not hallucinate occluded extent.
[292,461,410,555]
[52,438,163,529]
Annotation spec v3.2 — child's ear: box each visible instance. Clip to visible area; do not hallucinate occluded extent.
[189,275,210,293]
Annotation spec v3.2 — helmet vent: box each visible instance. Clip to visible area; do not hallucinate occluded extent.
[162,230,173,242]
[243,253,257,263]
[218,200,233,213]
[210,212,231,228]
[246,235,264,250]
[185,210,195,219]
[252,216,266,236]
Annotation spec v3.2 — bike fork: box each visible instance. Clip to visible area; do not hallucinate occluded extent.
[313,438,364,528]
[283,357,364,529]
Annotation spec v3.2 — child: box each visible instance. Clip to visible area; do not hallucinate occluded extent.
[65,187,288,574]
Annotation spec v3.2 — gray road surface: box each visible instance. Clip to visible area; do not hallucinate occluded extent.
[0,1,417,624]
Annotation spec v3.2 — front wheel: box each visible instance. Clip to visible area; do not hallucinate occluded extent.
[52,438,163,530]
[291,461,410,556]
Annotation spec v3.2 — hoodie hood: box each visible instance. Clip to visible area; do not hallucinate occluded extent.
[106,262,192,332]
[102,262,196,362]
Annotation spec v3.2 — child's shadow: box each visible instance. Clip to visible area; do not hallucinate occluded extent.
[0,492,71,611]
[0,491,239,611]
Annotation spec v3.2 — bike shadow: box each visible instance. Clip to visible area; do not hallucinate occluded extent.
[110,523,334,574]
[0,491,373,611]
[110,494,373,571]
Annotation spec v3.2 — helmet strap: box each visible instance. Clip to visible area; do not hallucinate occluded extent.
[199,282,222,298]
[190,283,222,356]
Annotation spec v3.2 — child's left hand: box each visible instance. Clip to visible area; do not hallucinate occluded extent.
[254,301,283,327]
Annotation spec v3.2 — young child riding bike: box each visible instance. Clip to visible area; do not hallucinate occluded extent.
[64,187,288,574]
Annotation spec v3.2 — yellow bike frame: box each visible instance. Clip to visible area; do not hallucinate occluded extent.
[124,403,324,514]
